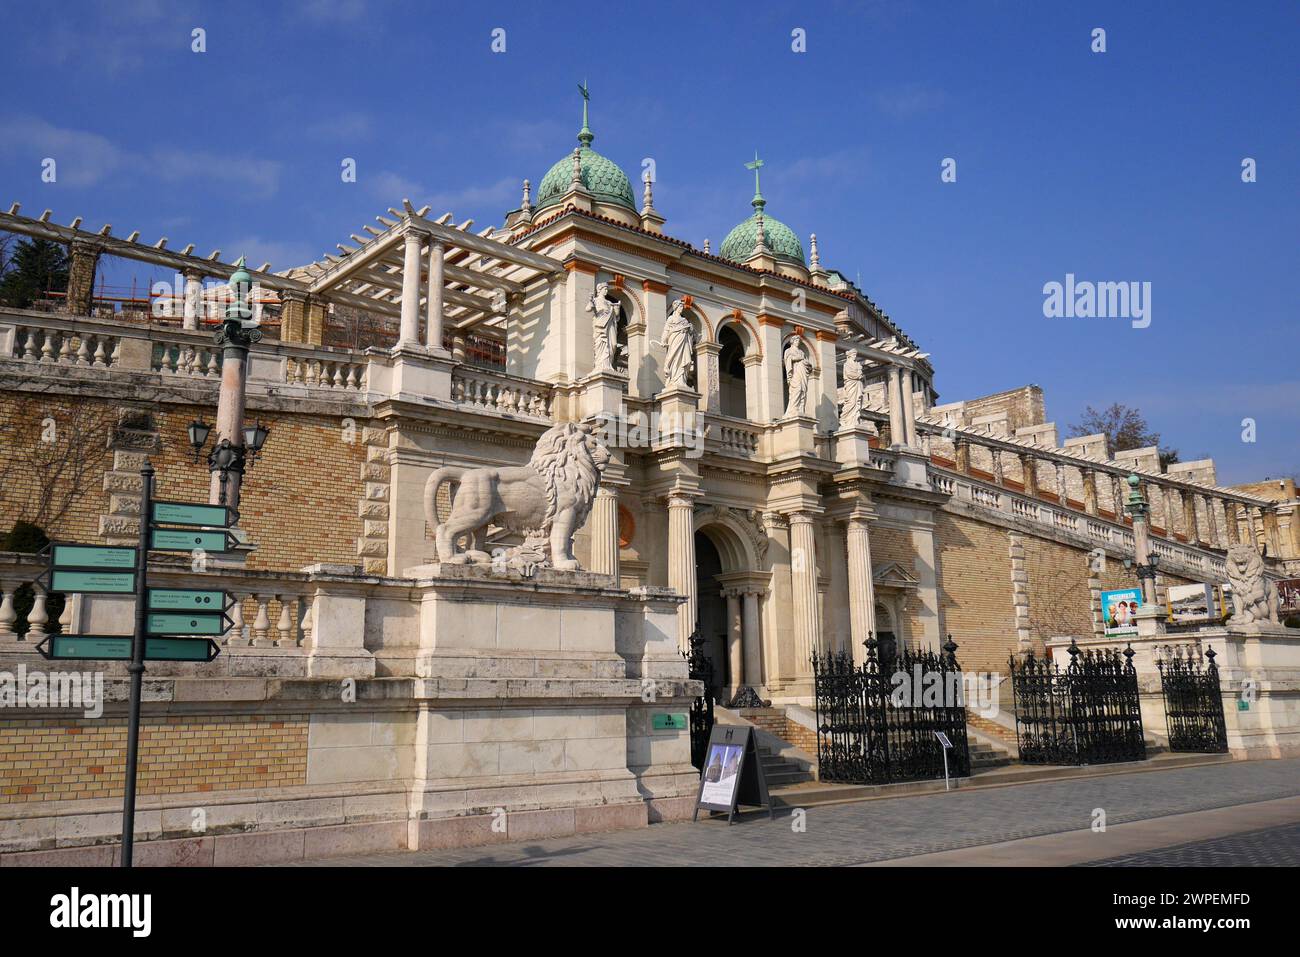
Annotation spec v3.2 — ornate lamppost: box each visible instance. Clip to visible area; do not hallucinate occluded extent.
[185,258,269,509]
[1122,472,1161,608]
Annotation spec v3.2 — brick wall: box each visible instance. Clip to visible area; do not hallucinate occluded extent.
[934,513,1015,677]
[0,713,308,804]
[0,390,368,573]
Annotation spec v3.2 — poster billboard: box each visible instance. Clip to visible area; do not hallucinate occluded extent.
[1101,587,1142,637]
[1166,583,1218,624]
[1278,578,1300,617]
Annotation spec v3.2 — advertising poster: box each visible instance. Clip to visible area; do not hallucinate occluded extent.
[1101,587,1143,637]
[698,742,744,808]
[1278,578,1300,616]
[1166,583,1218,624]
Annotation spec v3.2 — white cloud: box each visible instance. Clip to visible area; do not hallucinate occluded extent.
[368,172,517,219]
[0,116,282,197]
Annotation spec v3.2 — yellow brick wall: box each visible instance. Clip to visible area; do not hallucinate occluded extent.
[0,390,368,573]
[934,513,1015,676]
[0,713,308,804]
[868,525,929,641]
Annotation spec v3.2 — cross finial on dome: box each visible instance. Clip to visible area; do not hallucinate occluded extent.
[745,150,765,210]
[577,81,594,147]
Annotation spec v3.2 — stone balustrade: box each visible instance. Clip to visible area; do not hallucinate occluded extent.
[450,365,553,419]
[916,415,1280,561]
[706,413,762,458]
[0,552,374,677]
[930,468,1229,581]
[5,315,122,369]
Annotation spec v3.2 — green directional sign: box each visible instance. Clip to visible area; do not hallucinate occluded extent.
[48,569,137,594]
[149,528,233,553]
[36,634,221,662]
[147,588,231,612]
[146,611,231,637]
[51,544,137,570]
[151,501,233,528]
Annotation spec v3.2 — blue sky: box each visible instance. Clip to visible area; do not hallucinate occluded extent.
[2,0,1296,483]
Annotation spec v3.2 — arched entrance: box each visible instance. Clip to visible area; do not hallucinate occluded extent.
[693,515,766,701]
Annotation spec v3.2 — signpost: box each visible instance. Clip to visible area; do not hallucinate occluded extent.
[935,730,953,791]
[693,724,773,823]
[36,634,221,662]
[34,465,237,867]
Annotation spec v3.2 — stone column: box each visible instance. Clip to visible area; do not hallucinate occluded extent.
[991,448,1005,485]
[399,229,423,346]
[1264,508,1282,557]
[954,438,971,474]
[1110,475,1125,516]
[741,589,763,687]
[1183,491,1200,543]
[182,269,204,330]
[1020,454,1039,497]
[425,241,445,351]
[900,368,917,449]
[66,239,103,316]
[1082,468,1098,515]
[1202,494,1219,547]
[1224,502,1240,545]
[789,511,822,676]
[845,512,876,666]
[590,486,620,581]
[725,590,743,694]
[887,365,905,449]
[667,494,697,652]
[1055,463,1068,504]
[279,289,309,343]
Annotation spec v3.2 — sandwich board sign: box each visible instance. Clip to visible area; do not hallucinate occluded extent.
[693,724,773,823]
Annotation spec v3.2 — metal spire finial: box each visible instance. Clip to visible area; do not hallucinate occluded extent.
[745,150,766,209]
[577,81,593,147]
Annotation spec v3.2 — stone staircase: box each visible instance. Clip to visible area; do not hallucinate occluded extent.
[966,711,1020,750]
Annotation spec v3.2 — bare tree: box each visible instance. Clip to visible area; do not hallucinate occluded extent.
[0,396,116,538]
[1068,403,1180,468]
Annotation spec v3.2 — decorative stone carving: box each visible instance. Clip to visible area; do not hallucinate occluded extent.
[656,298,696,388]
[423,421,611,573]
[587,281,620,372]
[838,350,865,429]
[1224,543,1279,625]
[783,337,811,417]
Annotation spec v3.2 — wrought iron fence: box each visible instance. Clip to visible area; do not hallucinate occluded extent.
[811,635,971,785]
[1010,640,1146,765]
[685,631,715,771]
[1157,644,1228,753]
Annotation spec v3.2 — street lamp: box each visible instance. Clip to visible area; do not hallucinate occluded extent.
[1123,473,1160,606]
[187,419,211,462]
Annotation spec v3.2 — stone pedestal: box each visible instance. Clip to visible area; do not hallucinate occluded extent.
[833,425,877,470]
[579,369,628,420]
[367,345,454,403]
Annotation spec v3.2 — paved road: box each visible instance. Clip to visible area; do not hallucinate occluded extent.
[286,758,1300,867]
[1084,821,1300,867]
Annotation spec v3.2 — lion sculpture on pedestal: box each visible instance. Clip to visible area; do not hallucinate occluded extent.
[1224,543,1279,626]
[423,421,611,573]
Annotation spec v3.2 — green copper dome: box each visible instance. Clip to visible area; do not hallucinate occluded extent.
[536,146,637,211]
[720,152,805,266]
[536,84,637,212]
[719,210,805,265]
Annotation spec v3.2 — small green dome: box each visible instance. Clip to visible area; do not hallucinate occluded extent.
[720,209,805,265]
[536,145,637,212]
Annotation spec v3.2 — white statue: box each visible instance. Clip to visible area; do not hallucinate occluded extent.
[656,298,696,388]
[1224,544,1280,625]
[783,338,811,417]
[424,421,611,572]
[838,350,865,429]
[586,282,620,372]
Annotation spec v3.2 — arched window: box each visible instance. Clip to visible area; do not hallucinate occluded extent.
[717,325,747,419]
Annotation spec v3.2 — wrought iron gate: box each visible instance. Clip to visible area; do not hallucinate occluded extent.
[1010,640,1146,765]
[685,632,715,771]
[812,635,970,785]
[1157,645,1228,753]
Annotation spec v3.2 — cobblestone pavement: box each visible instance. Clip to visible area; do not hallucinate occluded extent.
[285,758,1300,867]
[1082,821,1300,867]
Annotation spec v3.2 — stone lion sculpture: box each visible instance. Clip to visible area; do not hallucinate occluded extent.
[1224,543,1279,625]
[423,421,611,572]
